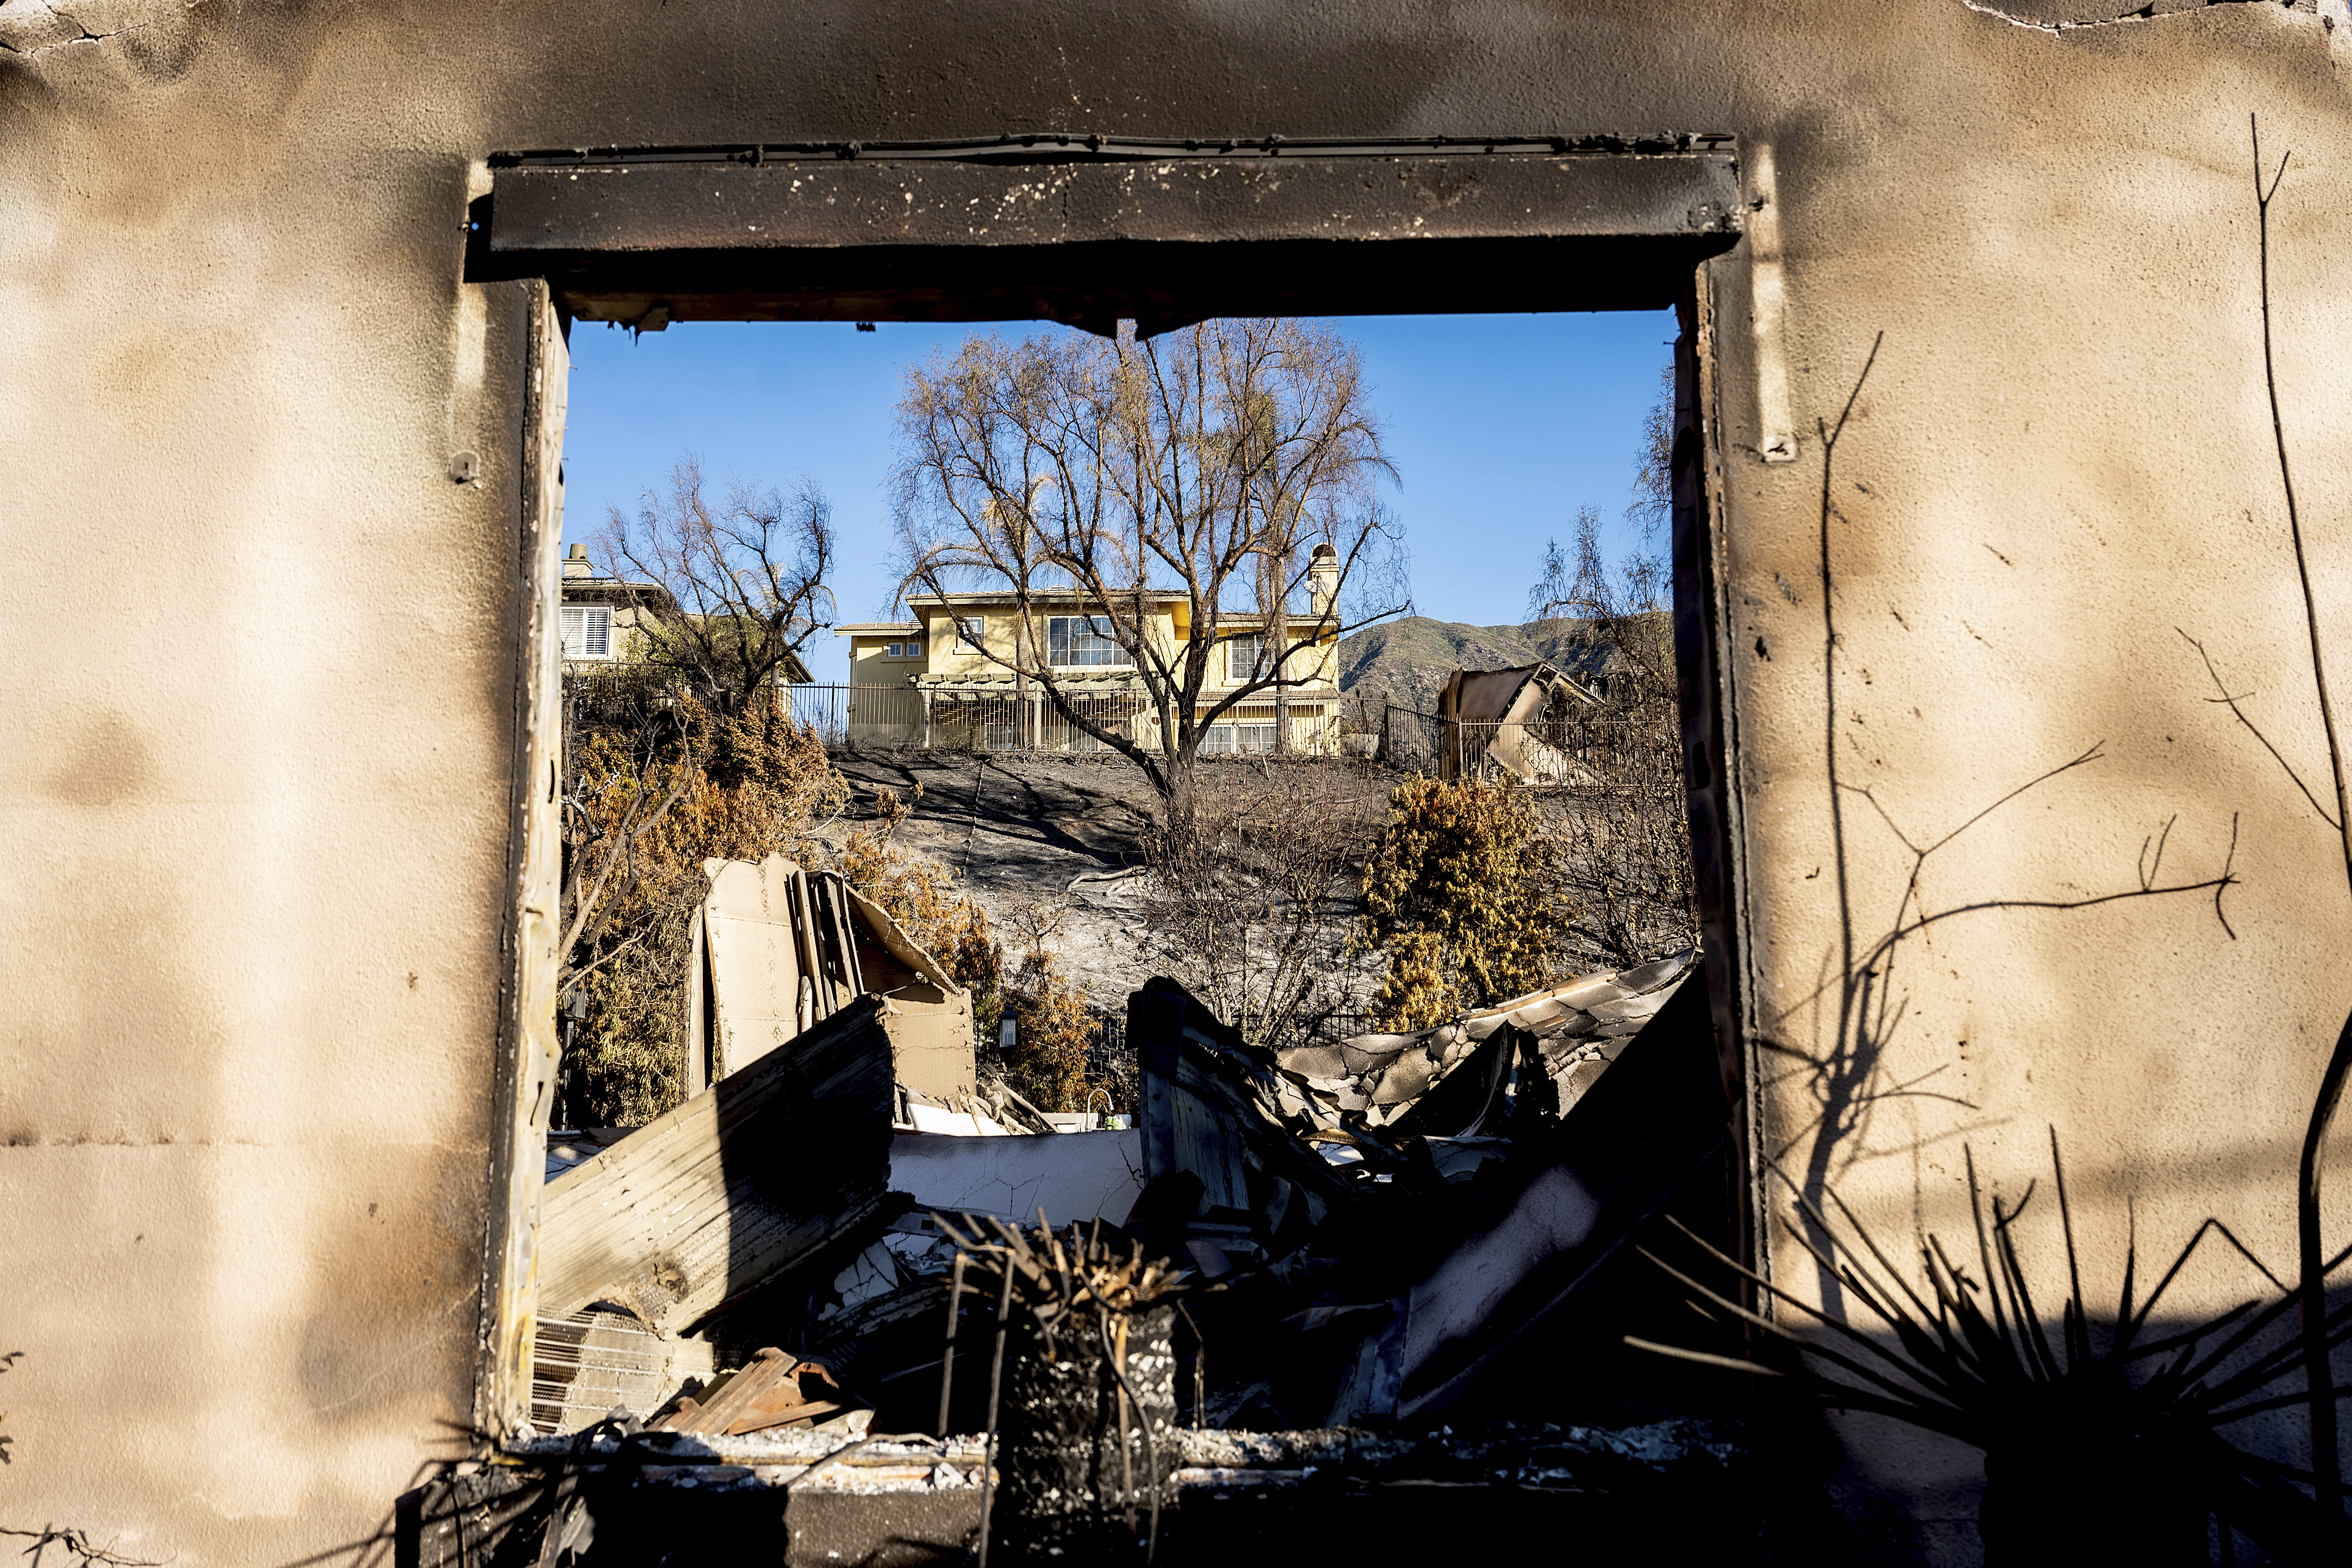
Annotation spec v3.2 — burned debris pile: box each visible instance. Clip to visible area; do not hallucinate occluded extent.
[495,848,1747,1560]
[1433,661,1597,785]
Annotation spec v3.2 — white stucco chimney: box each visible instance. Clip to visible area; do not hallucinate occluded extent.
[1307,542,1339,618]
[563,542,593,580]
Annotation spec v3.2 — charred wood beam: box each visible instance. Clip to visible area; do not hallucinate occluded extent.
[471,150,1741,331]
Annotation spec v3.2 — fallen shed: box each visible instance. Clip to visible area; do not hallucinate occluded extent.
[1434,661,1596,785]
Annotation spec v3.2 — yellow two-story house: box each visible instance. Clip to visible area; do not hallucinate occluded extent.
[834,546,1345,754]
[559,543,813,709]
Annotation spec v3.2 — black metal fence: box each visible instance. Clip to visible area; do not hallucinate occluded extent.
[797,684,1391,757]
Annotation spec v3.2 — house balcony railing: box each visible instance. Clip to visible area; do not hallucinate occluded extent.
[796,683,1380,756]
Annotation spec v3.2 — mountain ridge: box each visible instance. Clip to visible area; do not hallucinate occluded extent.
[1335,614,1596,716]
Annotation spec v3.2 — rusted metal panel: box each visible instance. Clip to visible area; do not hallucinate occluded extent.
[475,146,1741,327]
[654,1347,859,1436]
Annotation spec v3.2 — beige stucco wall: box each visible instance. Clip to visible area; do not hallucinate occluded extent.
[7,2,2352,1561]
[845,630,927,683]
[908,601,1339,687]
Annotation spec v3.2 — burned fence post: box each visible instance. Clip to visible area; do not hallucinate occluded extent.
[937,1250,966,1437]
[942,1214,1189,1564]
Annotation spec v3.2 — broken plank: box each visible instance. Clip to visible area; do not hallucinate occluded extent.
[538,996,897,1333]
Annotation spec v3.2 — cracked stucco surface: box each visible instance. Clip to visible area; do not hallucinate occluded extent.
[0,0,200,54]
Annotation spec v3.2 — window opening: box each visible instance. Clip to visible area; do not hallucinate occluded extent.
[472,140,1742,1476]
[560,604,611,660]
[1047,614,1124,668]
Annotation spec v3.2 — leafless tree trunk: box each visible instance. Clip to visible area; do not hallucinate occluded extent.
[892,320,1409,803]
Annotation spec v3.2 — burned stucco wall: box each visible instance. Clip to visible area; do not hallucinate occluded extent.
[5,1,2352,1562]
[1698,11,2352,1554]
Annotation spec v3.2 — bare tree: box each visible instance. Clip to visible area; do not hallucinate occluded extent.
[594,455,837,723]
[1142,758,1389,1050]
[554,455,844,1121]
[1526,363,1696,968]
[891,319,1409,805]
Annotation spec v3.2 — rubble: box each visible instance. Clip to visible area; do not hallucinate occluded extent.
[532,837,1727,1536]
[1434,661,1598,784]
[651,1347,871,1437]
[536,994,899,1333]
[1127,948,1720,1428]
[1270,947,1698,1138]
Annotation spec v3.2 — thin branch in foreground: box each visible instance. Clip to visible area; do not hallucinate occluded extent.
[2254,108,2352,1531]
[2179,626,2340,830]
[0,1526,165,1567]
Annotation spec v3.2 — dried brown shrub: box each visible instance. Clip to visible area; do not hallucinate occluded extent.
[562,696,847,1125]
[1356,773,1575,1031]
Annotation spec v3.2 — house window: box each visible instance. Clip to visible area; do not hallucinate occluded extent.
[1048,615,1124,667]
[954,616,985,647]
[884,639,924,659]
[561,604,611,660]
[1199,721,1277,755]
[1226,632,1267,680]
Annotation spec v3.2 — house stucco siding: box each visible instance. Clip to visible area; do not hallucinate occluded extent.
[6,3,2352,1561]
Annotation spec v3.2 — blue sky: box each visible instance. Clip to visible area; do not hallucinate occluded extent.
[561,310,1676,685]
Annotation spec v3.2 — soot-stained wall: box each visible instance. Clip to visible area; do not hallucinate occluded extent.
[5,3,2352,1562]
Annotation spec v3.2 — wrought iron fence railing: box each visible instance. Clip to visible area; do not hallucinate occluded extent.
[794,684,1381,756]
[1377,704,1678,791]
[564,669,1658,791]
[561,660,802,734]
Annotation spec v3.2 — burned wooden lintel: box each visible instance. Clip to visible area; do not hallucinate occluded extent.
[537,996,897,1334]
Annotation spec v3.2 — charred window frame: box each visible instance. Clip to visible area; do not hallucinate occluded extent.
[464,134,1757,1443]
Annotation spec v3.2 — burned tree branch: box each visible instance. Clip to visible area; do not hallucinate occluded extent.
[2250,110,2352,1529]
